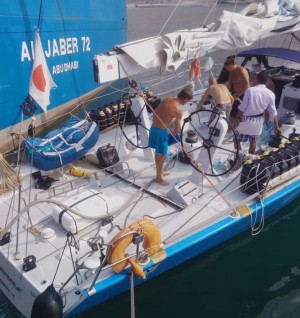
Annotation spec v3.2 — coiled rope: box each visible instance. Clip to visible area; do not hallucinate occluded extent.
[0,153,22,195]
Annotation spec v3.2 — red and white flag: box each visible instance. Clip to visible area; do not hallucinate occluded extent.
[29,31,56,112]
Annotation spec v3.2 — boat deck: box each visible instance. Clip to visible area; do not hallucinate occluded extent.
[1,96,300,317]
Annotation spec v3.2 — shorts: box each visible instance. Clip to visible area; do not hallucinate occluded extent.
[236,113,264,136]
[229,94,244,118]
[149,126,169,155]
[235,131,259,142]
[208,102,231,124]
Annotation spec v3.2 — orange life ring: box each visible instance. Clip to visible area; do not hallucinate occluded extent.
[107,218,161,274]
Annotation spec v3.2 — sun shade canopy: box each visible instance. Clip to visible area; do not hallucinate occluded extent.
[238,48,300,64]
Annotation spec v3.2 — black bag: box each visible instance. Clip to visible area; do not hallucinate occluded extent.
[32,171,57,190]
[178,150,191,164]
[292,75,300,88]
[89,109,108,130]
[96,144,120,168]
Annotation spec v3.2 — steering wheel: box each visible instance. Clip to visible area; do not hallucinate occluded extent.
[180,109,239,176]
[119,95,150,149]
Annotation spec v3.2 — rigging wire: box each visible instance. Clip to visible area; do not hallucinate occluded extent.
[202,0,219,27]
[130,270,136,318]
[37,0,43,30]
[158,0,183,36]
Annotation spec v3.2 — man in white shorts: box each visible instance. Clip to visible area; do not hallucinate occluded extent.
[232,71,281,154]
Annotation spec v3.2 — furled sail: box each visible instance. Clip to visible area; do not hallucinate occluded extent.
[93,0,300,83]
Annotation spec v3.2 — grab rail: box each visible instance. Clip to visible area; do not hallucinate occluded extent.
[34,161,133,200]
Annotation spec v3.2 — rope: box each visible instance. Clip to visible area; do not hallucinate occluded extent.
[0,178,158,237]
[251,198,265,236]
[52,235,69,285]
[158,0,183,36]
[0,153,22,194]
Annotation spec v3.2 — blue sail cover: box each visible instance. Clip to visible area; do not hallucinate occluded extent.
[23,117,99,171]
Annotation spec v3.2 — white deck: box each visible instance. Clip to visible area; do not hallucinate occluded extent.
[1,92,300,317]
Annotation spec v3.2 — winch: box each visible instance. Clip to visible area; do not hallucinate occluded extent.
[179,130,202,164]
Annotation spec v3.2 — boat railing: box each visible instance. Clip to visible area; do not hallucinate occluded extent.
[34,177,92,201]
[34,161,133,200]
[59,230,148,297]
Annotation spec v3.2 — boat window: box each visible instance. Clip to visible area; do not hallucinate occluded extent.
[267,56,300,71]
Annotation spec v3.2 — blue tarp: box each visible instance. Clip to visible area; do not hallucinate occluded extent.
[23,117,99,171]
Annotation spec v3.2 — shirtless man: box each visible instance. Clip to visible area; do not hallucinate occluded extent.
[197,76,234,120]
[224,58,250,128]
[149,87,193,185]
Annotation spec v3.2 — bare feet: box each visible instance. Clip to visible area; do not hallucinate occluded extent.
[155,178,170,186]
[162,170,170,176]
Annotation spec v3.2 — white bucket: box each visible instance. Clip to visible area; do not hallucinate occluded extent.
[281,123,295,140]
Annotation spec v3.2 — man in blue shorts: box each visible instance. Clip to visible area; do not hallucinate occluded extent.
[149,87,193,185]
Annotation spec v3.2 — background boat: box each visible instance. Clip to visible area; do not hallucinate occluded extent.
[0,0,127,154]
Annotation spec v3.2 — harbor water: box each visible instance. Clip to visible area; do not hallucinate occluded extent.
[1,2,300,317]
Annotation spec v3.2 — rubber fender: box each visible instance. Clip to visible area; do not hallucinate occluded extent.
[31,284,63,318]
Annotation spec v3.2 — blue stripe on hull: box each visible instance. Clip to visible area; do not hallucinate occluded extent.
[66,178,300,317]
